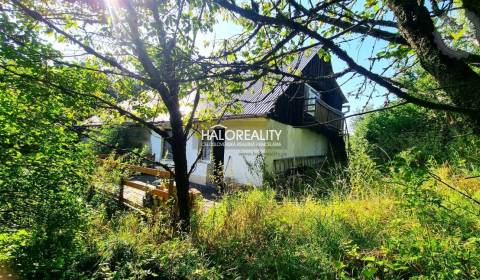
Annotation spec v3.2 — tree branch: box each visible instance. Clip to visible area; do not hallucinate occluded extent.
[0,64,171,141]
[11,0,143,80]
[184,87,201,138]
[214,0,479,115]
[288,0,407,45]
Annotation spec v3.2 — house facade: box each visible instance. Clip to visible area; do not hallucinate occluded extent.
[149,50,348,187]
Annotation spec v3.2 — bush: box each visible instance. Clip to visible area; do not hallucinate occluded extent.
[352,103,480,172]
[70,208,220,280]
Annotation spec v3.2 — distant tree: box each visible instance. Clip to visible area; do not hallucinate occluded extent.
[92,125,150,155]
[354,103,442,163]
[352,63,480,167]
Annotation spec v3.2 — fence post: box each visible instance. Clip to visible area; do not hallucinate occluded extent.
[118,177,124,206]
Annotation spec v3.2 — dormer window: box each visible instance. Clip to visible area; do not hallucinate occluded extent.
[305,84,321,116]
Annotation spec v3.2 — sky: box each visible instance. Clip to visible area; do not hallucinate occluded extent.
[197,19,394,131]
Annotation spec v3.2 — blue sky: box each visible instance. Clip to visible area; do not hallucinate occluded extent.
[198,19,393,130]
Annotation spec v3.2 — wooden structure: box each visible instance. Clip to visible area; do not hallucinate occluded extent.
[273,155,327,174]
[310,99,344,131]
[118,165,201,210]
[127,165,171,178]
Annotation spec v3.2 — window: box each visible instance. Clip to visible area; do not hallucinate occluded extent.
[162,139,173,160]
[200,139,212,161]
[304,84,321,115]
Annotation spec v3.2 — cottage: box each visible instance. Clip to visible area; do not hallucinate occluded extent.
[149,50,348,187]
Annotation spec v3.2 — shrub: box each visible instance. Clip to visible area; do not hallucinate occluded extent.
[352,103,480,172]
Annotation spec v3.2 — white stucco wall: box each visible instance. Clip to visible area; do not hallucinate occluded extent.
[221,118,268,187]
[150,131,163,162]
[149,130,209,185]
[186,134,209,185]
[148,117,329,187]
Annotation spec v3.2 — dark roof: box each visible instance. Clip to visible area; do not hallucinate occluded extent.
[225,47,347,118]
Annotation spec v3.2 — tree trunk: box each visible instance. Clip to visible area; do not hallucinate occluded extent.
[386,0,480,124]
[463,0,480,18]
[168,101,191,232]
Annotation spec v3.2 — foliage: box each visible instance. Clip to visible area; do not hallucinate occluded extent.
[352,103,480,172]
[0,15,101,277]
[0,79,94,277]
[193,176,479,279]
[91,125,151,155]
[54,206,220,280]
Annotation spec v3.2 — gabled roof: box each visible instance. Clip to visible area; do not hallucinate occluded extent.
[223,47,347,118]
[225,48,318,117]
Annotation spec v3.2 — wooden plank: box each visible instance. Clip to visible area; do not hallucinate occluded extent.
[123,180,175,200]
[124,180,154,192]
[150,189,169,199]
[115,179,202,211]
[123,184,147,206]
[127,165,172,178]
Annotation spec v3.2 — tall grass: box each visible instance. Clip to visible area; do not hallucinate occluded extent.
[8,163,478,279]
[192,166,479,279]
[6,142,480,279]
[194,189,399,278]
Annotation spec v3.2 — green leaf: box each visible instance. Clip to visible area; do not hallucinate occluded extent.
[362,267,378,278]
[451,28,465,41]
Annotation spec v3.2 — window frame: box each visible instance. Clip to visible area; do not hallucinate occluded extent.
[304,84,321,115]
